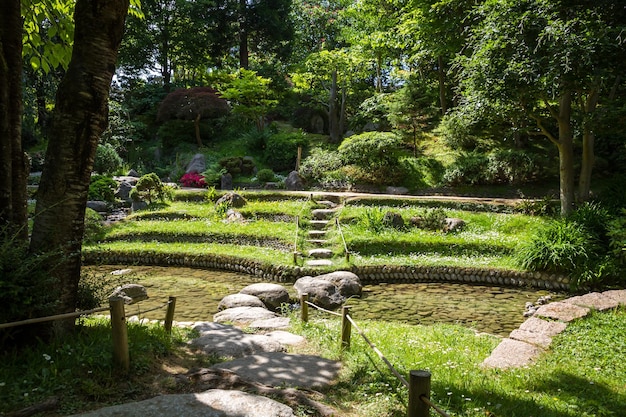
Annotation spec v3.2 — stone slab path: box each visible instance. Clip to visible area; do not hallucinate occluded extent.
[483,289,626,369]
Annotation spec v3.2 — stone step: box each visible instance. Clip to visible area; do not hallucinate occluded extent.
[305,259,334,267]
[316,200,338,208]
[308,248,333,259]
[311,209,336,220]
[306,239,328,246]
[310,220,330,230]
[308,230,327,238]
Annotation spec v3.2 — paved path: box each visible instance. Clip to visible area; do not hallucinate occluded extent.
[483,290,626,368]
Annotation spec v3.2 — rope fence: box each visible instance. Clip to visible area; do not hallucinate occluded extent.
[335,218,350,262]
[299,293,451,417]
[0,294,177,373]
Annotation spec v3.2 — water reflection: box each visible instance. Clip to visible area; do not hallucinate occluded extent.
[85,265,562,336]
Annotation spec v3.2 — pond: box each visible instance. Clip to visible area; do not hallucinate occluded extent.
[85,265,563,336]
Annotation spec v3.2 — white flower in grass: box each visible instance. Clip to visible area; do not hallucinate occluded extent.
[43,353,51,361]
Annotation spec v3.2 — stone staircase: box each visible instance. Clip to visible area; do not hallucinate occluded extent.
[303,199,341,268]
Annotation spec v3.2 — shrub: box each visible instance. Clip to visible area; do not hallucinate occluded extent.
[264,130,308,172]
[256,168,276,182]
[202,165,227,187]
[338,131,403,170]
[357,207,386,233]
[179,172,206,188]
[88,175,118,202]
[84,208,106,244]
[442,152,489,186]
[299,148,344,184]
[134,173,171,204]
[93,143,123,175]
[419,208,447,231]
[436,108,481,151]
[487,149,543,184]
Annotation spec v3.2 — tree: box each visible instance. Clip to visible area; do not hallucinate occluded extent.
[157,87,230,147]
[460,0,626,215]
[29,0,130,335]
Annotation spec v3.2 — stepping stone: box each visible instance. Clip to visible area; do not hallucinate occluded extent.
[306,239,328,246]
[306,259,333,267]
[212,352,342,389]
[312,209,336,220]
[67,389,297,417]
[189,322,285,358]
[308,248,333,259]
[308,230,327,238]
[534,301,590,322]
[518,316,567,336]
[316,200,338,208]
[564,292,619,311]
[604,289,626,305]
[509,329,553,349]
[310,220,330,229]
[264,331,306,346]
[482,338,544,369]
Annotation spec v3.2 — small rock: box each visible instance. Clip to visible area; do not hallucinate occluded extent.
[109,284,148,305]
[239,283,290,311]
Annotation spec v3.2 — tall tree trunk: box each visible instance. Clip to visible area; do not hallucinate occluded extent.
[30,0,130,336]
[0,0,28,239]
[328,70,340,143]
[194,113,203,148]
[239,0,249,69]
[161,14,171,92]
[557,91,575,216]
[437,55,447,115]
[578,88,600,202]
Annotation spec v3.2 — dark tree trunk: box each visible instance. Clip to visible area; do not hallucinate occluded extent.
[29,0,130,336]
[239,0,249,69]
[0,0,28,239]
[328,70,340,143]
[556,92,575,216]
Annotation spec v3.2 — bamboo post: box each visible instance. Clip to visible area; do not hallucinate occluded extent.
[164,296,177,334]
[296,146,302,171]
[340,306,352,351]
[109,298,129,372]
[300,293,309,322]
[408,370,431,417]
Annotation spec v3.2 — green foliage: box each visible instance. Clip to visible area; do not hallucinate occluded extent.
[218,156,255,176]
[75,271,123,311]
[357,207,387,233]
[93,143,123,175]
[264,130,308,172]
[607,210,626,266]
[88,175,118,202]
[417,208,447,231]
[134,173,171,204]
[442,152,488,186]
[83,208,106,245]
[299,148,344,186]
[0,230,59,343]
[256,168,276,183]
[202,165,227,187]
[338,132,403,170]
[241,126,273,152]
[515,196,559,216]
[157,120,212,152]
[516,202,622,289]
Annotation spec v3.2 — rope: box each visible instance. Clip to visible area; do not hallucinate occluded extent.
[421,395,452,417]
[127,300,172,317]
[346,314,409,388]
[0,306,110,329]
[304,301,342,317]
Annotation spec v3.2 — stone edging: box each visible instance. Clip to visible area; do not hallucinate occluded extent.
[83,250,569,290]
[482,290,626,369]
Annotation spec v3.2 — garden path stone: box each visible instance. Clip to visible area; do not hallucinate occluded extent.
[534,301,590,322]
[217,294,265,311]
[189,322,285,358]
[482,338,544,369]
[214,306,279,324]
[66,389,296,417]
[603,289,626,305]
[211,352,341,389]
[563,292,619,311]
[509,329,553,349]
[518,317,567,336]
[249,317,291,330]
[308,248,333,258]
[239,283,290,311]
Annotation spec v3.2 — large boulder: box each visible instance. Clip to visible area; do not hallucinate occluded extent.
[285,171,304,191]
[220,172,233,190]
[315,271,362,298]
[108,284,148,305]
[86,200,108,213]
[217,293,265,311]
[216,192,247,208]
[383,211,405,229]
[186,153,206,174]
[114,181,133,201]
[239,283,290,311]
[293,276,345,311]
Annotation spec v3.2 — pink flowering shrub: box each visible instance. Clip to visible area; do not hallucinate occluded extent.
[179,172,207,188]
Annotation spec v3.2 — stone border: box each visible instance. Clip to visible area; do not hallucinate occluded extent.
[482,290,626,369]
[83,250,569,290]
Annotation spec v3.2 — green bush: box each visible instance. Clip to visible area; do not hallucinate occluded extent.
[256,168,276,182]
[357,207,386,233]
[442,152,489,186]
[418,208,447,231]
[83,208,106,244]
[134,173,171,204]
[436,108,481,151]
[338,131,403,170]
[157,119,218,152]
[88,175,118,202]
[93,143,123,175]
[264,130,308,172]
[202,165,227,187]
[486,149,544,184]
[218,156,255,176]
[299,148,344,185]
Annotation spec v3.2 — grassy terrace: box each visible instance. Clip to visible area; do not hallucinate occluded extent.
[84,190,546,271]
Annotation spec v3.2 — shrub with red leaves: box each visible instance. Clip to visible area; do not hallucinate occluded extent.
[179,172,207,188]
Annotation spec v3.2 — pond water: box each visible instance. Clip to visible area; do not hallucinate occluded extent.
[85,265,563,336]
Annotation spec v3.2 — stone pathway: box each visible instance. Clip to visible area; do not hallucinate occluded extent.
[304,199,341,268]
[483,289,626,369]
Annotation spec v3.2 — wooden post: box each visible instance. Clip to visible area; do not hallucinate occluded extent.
[300,293,309,322]
[164,296,177,334]
[109,298,129,372]
[340,306,352,351]
[408,370,431,417]
[296,146,302,171]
